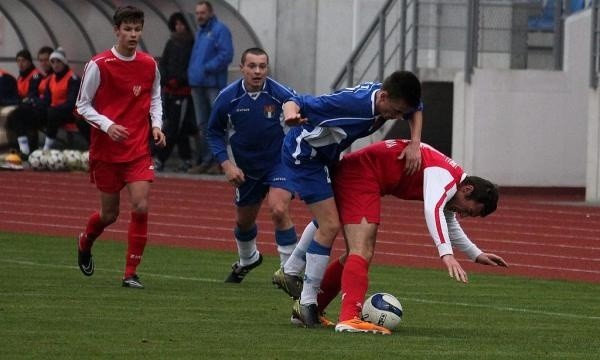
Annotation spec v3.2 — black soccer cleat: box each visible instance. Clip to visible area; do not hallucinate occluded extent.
[224,253,263,283]
[122,274,145,289]
[291,299,320,328]
[77,233,94,277]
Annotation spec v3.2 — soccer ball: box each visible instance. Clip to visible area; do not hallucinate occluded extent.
[361,292,403,330]
[28,150,45,170]
[80,150,89,171]
[62,150,81,171]
[46,149,66,171]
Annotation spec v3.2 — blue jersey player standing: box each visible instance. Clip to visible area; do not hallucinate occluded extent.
[278,71,423,326]
[207,48,299,283]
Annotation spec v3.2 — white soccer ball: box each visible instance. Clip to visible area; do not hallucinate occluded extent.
[361,292,403,330]
[28,149,45,170]
[80,150,89,171]
[62,149,82,171]
[46,149,66,171]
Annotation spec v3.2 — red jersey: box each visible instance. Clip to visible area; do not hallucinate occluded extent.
[334,140,482,260]
[76,47,163,163]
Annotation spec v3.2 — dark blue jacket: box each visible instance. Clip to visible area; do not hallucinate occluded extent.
[187,16,233,89]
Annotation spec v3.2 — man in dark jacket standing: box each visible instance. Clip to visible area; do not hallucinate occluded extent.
[187,1,233,174]
[156,12,196,172]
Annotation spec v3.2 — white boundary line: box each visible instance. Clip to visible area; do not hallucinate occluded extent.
[2,258,598,321]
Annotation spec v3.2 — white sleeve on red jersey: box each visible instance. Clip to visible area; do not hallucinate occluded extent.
[76,60,115,133]
[422,166,458,258]
[444,211,483,261]
[149,64,163,129]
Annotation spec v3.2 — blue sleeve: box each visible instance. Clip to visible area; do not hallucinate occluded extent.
[293,91,374,127]
[402,100,424,120]
[205,25,234,73]
[207,95,229,164]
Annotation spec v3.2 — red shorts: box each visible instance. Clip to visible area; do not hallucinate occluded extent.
[90,155,154,193]
[333,160,381,225]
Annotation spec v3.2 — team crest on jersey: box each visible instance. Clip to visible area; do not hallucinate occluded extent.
[132,85,141,97]
[264,105,276,118]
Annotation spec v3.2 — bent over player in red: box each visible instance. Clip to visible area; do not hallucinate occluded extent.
[75,6,165,289]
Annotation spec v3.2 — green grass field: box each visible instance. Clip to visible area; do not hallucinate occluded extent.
[1,232,599,359]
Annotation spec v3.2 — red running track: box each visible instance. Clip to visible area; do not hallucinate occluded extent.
[0,171,598,283]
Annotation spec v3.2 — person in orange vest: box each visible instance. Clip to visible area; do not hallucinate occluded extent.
[5,47,54,156]
[42,47,85,151]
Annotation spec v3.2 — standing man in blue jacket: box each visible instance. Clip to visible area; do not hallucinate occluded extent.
[207,48,298,283]
[188,1,234,174]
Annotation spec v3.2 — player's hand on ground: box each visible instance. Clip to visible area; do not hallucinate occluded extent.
[398,141,421,175]
[442,254,468,283]
[107,124,129,142]
[476,253,509,267]
[222,161,245,187]
[153,127,166,148]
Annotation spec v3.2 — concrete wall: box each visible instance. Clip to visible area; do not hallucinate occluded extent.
[452,10,591,187]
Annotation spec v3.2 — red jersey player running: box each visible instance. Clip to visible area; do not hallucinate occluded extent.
[75,6,166,289]
[278,139,508,333]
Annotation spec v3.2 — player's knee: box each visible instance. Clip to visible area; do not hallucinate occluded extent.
[269,203,289,224]
[131,199,148,214]
[318,219,341,239]
[101,211,119,225]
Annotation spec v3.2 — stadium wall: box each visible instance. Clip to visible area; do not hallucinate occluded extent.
[452,9,591,187]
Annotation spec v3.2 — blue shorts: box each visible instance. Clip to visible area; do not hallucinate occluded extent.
[235,162,295,207]
[282,155,333,205]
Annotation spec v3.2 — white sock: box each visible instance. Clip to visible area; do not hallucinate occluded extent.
[236,238,259,266]
[300,251,330,305]
[284,220,317,275]
[277,244,295,267]
[43,137,55,151]
[17,136,30,155]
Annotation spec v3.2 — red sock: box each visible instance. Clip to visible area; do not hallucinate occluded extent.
[80,211,107,252]
[124,212,148,278]
[339,254,369,322]
[317,258,344,314]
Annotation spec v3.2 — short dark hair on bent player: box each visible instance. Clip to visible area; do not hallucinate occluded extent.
[113,5,144,27]
[241,47,269,65]
[463,176,499,217]
[382,70,421,109]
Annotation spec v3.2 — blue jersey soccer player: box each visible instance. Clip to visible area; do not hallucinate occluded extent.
[207,47,299,283]
[278,71,424,326]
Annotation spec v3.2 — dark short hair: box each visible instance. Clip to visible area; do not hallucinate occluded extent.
[197,1,213,12]
[241,47,269,65]
[382,70,421,109]
[16,49,32,62]
[113,5,144,27]
[168,12,191,33]
[38,46,54,57]
[463,176,499,217]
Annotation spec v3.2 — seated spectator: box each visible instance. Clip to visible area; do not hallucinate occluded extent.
[0,69,18,106]
[5,49,47,156]
[42,47,87,150]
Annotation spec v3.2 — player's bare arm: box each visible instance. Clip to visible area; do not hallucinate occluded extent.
[152,127,166,148]
[442,254,468,283]
[221,160,245,187]
[476,252,509,267]
[282,101,307,126]
[107,124,129,142]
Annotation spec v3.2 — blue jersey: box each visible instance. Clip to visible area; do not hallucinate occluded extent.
[282,82,419,166]
[208,77,297,179]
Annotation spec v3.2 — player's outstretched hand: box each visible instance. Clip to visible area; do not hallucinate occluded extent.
[153,127,166,148]
[282,101,307,126]
[476,253,509,267]
[441,254,468,283]
[398,141,421,175]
